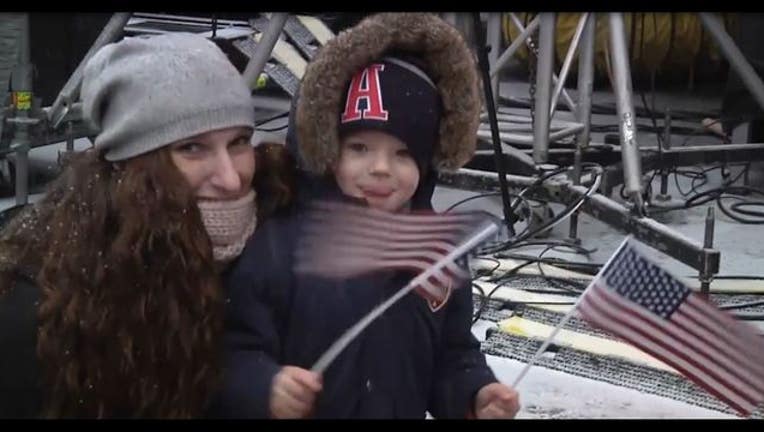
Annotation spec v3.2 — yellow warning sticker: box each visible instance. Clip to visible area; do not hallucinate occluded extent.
[255,73,268,89]
[13,91,32,110]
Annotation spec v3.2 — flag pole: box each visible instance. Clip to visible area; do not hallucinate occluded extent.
[510,235,633,388]
[510,298,584,388]
[311,221,499,375]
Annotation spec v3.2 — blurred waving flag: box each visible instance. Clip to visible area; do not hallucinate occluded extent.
[577,238,764,416]
[295,200,495,311]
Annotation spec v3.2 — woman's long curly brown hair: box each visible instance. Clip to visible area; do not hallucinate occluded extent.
[253,142,297,221]
[0,148,223,418]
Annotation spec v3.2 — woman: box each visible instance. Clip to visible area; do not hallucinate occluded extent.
[0,32,293,418]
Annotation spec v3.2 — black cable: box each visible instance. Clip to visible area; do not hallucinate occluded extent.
[718,300,764,311]
[717,195,764,224]
[444,192,541,215]
[255,110,290,126]
[472,235,602,321]
[696,275,764,281]
[672,166,706,198]
[445,193,543,255]
[508,201,552,241]
[640,90,663,148]
[732,312,764,321]
[480,164,602,254]
[487,260,538,283]
[472,266,532,323]
[255,124,289,132]
[494,251,603,274]
[509,164,603,246]
[650,163,756,214]
[506,287,582,296]
[728,201,764,218]
[502,300,577,307]
[689,166,713,195]
[507,172,586,242]
[535,244,588,294]
[472,247,593,322]
[507,166,569,221]
[470,255,504,324]
[685,185,764,208]
[475,166,571,251]
[444,192,500,213]
[729,162,751,185]
[499,240,598,257]
[471,282,487,324]
[470,256,502,278]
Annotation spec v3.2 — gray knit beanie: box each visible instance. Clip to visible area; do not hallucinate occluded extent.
[81,33,255,161]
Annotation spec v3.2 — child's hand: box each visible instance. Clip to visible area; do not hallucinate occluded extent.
[269,366,323,419]
[474,382,520,419]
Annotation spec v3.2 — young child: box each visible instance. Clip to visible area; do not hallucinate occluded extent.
[216,13,520,419]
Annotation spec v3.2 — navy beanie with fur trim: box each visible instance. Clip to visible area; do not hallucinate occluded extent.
[337,56,441,175]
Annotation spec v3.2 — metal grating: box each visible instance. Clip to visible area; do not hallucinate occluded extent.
[283,16,319,59]
[482,329,762,417]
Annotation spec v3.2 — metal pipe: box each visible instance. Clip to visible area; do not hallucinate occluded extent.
[48,13,132,128]
[66,121,75,153]
[699,13,764,114]
[576,13,596,150]
[487,13,502,103]
[700,207,716,297]
[550,13,589,119]
[607,13,644,214]
[532,13,556,164]
[490,16,539,77]
[10,13,32,206]
[508,13,576,113]
[659,109,671,196]
[569,11,594,243]
[242,13,289,88]
[659,170,669,196]
[567,148,582,243]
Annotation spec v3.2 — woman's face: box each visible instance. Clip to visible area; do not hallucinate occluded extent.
[169,126,256,201]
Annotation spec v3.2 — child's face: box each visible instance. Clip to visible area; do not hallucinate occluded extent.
[334,130,420,212]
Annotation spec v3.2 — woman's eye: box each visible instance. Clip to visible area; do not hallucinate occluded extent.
[229,136,253,152]
[176,142,204,153]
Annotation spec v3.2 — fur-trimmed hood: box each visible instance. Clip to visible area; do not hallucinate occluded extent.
[295,13,481,176]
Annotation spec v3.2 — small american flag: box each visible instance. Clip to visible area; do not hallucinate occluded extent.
[295,200,494,311]
[577,238,764,416]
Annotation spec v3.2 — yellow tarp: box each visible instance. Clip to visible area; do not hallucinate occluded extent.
[503,13,737,80]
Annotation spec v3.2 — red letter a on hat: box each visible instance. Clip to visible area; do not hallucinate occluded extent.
[341,64,389,123]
